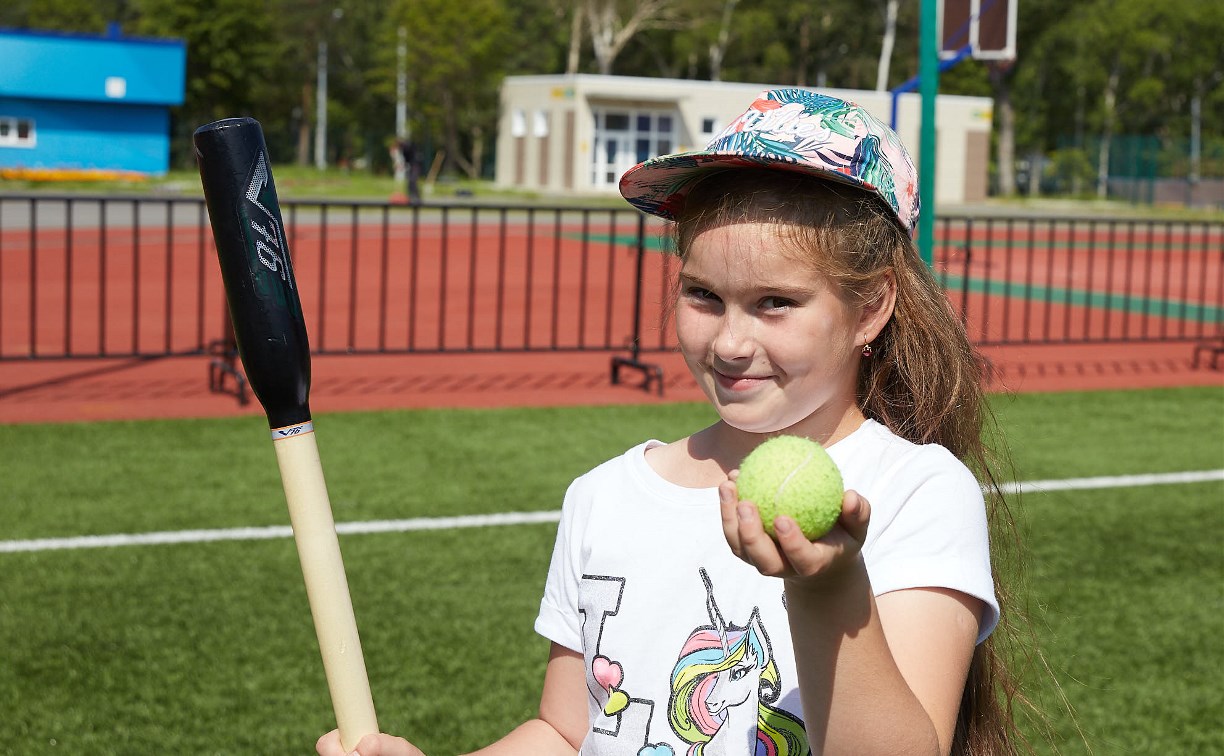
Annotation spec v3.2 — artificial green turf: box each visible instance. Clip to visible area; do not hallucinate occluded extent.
[0,528,556,754]
[0,386,1220,753]
[0,403,717,540]
[992,385,1224,478]
[1021,482,1223,753]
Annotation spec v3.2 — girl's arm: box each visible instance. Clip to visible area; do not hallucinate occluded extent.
[721,484,982,756]
[316,643,589,756]
[465,643,589,755]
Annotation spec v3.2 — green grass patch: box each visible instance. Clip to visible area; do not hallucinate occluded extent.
[0,387,1220,753]
[1021,482,1223,754]
[7,171,1222,218]
[0,165,628,207]
[991,386,1224,478]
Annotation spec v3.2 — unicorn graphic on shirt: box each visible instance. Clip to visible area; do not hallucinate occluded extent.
[667,569,809,756]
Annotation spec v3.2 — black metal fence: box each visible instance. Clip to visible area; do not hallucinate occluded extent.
[932,215,1223,348]
[2,194,1221,388]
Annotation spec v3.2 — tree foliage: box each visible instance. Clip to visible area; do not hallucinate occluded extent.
[3,0,1220,188]
[130,0,296,167]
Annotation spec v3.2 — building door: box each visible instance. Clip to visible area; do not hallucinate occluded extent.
[591,108,675,190]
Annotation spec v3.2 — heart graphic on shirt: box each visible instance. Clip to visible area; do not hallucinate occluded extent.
[603,689,630,716]
[637,744,675,756]
[592,655,623,690]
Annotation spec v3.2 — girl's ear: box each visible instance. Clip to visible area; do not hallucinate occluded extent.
[858,271,897,344]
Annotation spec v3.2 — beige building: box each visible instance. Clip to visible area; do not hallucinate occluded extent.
[495,74,993,207]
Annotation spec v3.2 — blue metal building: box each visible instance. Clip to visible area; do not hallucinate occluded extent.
[0,27,186,176]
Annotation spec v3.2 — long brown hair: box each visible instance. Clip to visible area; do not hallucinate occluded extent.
[671,169,1036,755]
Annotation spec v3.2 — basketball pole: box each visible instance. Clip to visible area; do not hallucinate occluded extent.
[918,0,939,267]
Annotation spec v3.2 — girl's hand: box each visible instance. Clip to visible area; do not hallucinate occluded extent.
[718,470,871,583]
[316,729,426,756]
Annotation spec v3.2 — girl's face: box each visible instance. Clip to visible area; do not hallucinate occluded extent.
[675,221,879,440]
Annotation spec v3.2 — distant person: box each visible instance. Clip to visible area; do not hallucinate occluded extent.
[318,89,1030,755]
[397,138,421,204]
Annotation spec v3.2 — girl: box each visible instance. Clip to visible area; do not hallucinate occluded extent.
[319,88,1022,756]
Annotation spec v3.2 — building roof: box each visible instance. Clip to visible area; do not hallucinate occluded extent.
[0,27,186,106]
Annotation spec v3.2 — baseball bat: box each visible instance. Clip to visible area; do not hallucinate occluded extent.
[193,117,378,750]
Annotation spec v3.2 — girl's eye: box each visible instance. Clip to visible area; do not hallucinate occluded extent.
[685,286,719,302]
[760,296,794,310]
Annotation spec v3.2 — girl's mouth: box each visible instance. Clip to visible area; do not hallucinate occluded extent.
[713,369,770,392]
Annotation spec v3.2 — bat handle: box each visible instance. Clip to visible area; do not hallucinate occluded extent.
[273,427,379,751]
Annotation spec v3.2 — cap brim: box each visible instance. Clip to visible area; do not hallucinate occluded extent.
[619,150,878,222]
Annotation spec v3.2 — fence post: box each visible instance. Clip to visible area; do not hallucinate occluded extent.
[610,212,664,395]
[961,217,974,328]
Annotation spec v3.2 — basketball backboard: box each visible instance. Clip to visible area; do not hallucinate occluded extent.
[941,0,1017,61]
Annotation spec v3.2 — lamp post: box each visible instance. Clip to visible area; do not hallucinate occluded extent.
[394,25,407,184]
[314,7,343,171]
[315,39,327,170]
[396,26,408,140]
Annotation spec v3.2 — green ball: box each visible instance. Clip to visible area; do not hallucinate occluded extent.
[736,435,844,540]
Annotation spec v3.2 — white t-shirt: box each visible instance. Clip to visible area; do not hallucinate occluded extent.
[535,419,998,756]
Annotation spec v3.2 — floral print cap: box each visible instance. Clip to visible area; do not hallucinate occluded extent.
[618,88,921,235]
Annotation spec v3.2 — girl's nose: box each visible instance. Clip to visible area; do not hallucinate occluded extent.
[713,310,755,360]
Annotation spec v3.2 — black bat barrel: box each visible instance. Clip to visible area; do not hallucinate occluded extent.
[195,118,312,429]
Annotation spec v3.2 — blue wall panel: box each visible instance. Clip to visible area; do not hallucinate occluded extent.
[0,97,170,174]
[0,30,185,106]
[0,29,183,174]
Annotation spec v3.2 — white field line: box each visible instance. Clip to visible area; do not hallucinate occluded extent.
[996,469,1224,495]
[0,511,563,554]
[2,470,1221,554]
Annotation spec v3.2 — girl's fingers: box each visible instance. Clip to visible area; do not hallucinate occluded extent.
[722,480,873,581]
[718,478,744,556]
[315,731,423,756]
[840,490,872,544]
[774,491,872,578]
[733,500,790,575]
[316,730,344,756]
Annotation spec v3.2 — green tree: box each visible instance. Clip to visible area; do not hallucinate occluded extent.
[129,0,296,168]
[965,0,1070,196]
[582,0,681,75]
[7,0,1221,194]
[0,0,133,32]
[1010,0,1224,194]
[391,0,517,179]
[311,0,398,170]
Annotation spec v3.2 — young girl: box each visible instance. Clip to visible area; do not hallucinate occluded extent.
[319,88,1022,756]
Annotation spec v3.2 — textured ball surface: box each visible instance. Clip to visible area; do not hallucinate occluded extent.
[737,435,844,540]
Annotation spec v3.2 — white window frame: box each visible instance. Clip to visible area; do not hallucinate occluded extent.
[533,109,549,137]
[510,109,527,138]
[0,117,37,148]
[590,107,677,189]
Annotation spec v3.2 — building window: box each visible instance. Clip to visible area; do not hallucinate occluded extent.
[605,113,630,131]
[0,117,36,148]
[105,76,128,99]
[511,109,527,138]
[591,106,678,189]
[701,117,717,137]
[533,110,549,137]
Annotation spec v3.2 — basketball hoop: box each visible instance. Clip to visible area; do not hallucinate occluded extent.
[940,0,1017,62]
